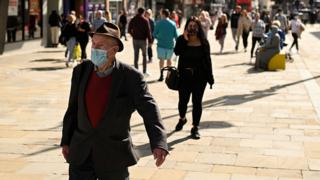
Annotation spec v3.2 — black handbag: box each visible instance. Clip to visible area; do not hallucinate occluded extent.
[161,66,179,91]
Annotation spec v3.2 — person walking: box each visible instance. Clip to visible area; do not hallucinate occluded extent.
[92,10,107,31]
[77,15,91,60]
[153,9,179,81]
[289,14,305,52]
[174,16,214,139]
[118,10,128,41]
[199,10,212,38]
[237,10,252,52]
[6,16,19,42]
[215,14,228,54]
[230,6,242,50]
[274,9,289,34]
[49,10,62,47]
[61,22,168,180]
[250,12,265,59]
[62,14,78,67]
[128,7,153,76]
[145,9,155,63]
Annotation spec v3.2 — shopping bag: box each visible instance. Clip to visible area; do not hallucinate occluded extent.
[73,43,82,61]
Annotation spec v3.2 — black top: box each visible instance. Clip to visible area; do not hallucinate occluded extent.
[77,21,91,42]
[49,12,61,27]
[230,12,241,28]
[174,35,214,86]
[119,14,127,25]
[62,23,77,40]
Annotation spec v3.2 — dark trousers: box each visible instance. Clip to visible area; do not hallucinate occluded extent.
[178,71,207,126]
[7,29,16,42]
[242,31,250,49]
[290,33,299,51]
[133,39,147,73]
[147,46,153,61]
[251,37,262,58]
[69,153,129,180]
[79,40,88,59]
[120,26,127,40]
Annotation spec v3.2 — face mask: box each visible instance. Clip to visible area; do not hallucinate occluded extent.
[187,28,198,36]
[91,48,108,67]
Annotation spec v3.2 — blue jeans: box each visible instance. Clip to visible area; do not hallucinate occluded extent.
[67,37,77,62]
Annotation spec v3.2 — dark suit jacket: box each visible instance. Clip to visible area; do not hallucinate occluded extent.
[60,60,168,173]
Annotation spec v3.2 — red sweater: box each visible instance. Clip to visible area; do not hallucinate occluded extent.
[85,71,112,128]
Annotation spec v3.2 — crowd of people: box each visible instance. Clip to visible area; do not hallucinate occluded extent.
[58,5,311,179]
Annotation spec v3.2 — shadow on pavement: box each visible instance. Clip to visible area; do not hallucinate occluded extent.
[311,31,320,40]
[23,67,67,71]
[35,50,66,53]
[211,51,239,56]
[147,79,160,84]
[223,62,252,68]
[30,58,65,64]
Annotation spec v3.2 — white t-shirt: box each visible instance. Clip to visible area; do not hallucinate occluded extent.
[290,19,301,33]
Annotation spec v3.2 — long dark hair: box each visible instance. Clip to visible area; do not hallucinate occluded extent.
[184,16,209,52]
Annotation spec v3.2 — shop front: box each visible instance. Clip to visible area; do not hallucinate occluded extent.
[6,0,43,43]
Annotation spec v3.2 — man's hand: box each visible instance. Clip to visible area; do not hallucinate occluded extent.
[153,148,168,167]
[62,145,69,161]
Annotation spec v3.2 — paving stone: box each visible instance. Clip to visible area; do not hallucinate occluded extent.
[308,159,320,170]
[212,165,256,174]
[236,154,278,168]
[256,168,302,178]
[129,167,157,180]
[184,172,230,180]
[302,171,320,180]
[196,153,237,165]
[174,162,212,172]
[231,174,277,180]
[150,169,186,180]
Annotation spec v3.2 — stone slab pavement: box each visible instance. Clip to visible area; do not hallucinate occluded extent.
[0,26,320,180]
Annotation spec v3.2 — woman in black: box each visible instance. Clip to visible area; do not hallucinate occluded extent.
[174,16,214,139]
[77,15,91,60]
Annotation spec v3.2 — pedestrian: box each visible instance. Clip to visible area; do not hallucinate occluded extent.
[153,9,179,81]
[61,22,168,180]
[105,10,112,22]
[174,16,214,139]
[128,7,153,76]
[29,15,37,39]
[118,10,128,41]
[77,15,91,60]
[62,14,78,67]
[289,14,305,52]
[145,9,155,63]
[215,14,228,54]
[49,10,62,48]
[230,5,242,50]
[274,9,289,34]
[170,10,180,28]
[251,12,265,59]
[6,16,19,42]
[199,10,212,38]
[176,9,183,28]
[261,10,271,33]
[255,25,281,70]
[237,10,252,52]
[92,10,106,31]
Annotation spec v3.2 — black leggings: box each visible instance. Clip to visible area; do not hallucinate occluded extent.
[242,31,250,48]
[178,73,207,127]
[251,37,262,58]
[79,41,88,59]
[290,33,299,50]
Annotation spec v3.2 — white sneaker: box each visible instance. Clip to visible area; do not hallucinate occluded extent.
[144,72,151,77]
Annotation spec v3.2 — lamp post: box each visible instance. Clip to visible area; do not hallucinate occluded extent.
[0,0,9,55]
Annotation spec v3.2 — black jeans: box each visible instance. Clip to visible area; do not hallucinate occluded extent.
[251,37,262,58]
[79,40,88,59]
[7,29,16,42]
[69,153,129,180]
[290,33,299,51]
[178,70,207,127]
[133,39,147,73]
[242,31,250,49]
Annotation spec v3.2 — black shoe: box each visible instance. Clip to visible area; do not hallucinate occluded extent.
[190,126,200,139]
[175,118,187,131]
[158,75,164,82]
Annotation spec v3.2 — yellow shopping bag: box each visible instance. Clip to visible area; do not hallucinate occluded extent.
[72,43,82,61]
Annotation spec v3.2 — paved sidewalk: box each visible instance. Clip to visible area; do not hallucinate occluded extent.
[0,27,320,180]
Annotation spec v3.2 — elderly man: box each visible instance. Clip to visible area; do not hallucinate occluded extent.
[61,22,168,180]
[92,10,107,31]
